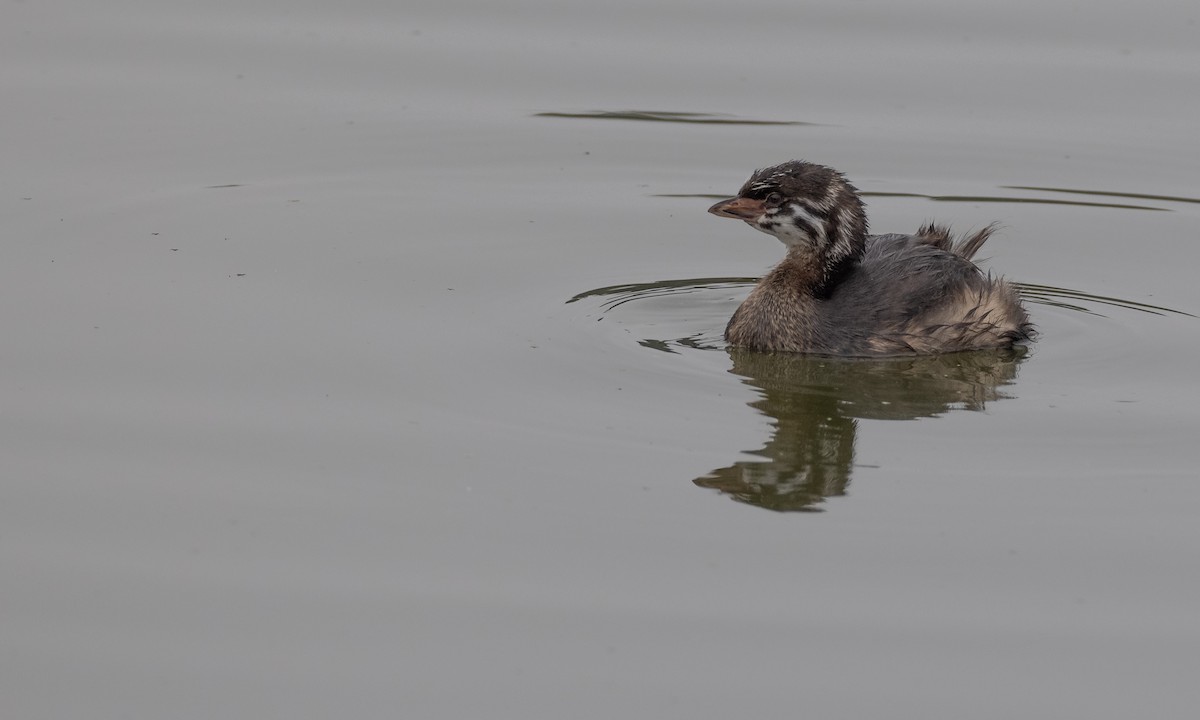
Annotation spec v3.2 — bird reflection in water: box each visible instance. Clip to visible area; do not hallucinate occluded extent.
[695,348,1026,511]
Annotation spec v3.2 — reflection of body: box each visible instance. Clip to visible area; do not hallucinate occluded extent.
[709,161,1034,355]
[696,349,1024,511]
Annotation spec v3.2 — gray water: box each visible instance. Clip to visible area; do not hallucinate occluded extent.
[5,1,1200,718]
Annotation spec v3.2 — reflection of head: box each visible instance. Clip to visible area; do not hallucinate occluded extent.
[695,348,1026,512]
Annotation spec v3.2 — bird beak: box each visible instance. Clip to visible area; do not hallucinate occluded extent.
[708,196,766,220]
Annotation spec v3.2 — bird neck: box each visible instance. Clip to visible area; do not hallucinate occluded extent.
[780,192,867,298]
[776,246,854,299]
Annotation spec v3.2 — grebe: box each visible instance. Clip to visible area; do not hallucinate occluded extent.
[709,160,1034,355]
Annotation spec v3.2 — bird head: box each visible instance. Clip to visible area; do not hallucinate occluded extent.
[709,160,868,272]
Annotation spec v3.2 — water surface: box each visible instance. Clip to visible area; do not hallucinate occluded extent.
[4,1,1200,718]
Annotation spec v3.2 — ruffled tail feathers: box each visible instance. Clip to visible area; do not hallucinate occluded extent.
[916,222,1000,261]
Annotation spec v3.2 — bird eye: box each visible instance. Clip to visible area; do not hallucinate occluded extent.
[765,192,783,208]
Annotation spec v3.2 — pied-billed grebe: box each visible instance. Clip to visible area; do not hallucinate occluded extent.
[709,160,1034,356]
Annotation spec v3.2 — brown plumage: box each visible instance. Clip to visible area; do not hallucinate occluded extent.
[709,161,1034,356]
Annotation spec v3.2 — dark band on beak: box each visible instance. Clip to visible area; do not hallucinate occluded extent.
[709,196,767,220]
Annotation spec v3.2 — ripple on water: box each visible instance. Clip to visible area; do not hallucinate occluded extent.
[567,277,751,354]
[533,109,814,126]
[567,276,1192,355]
